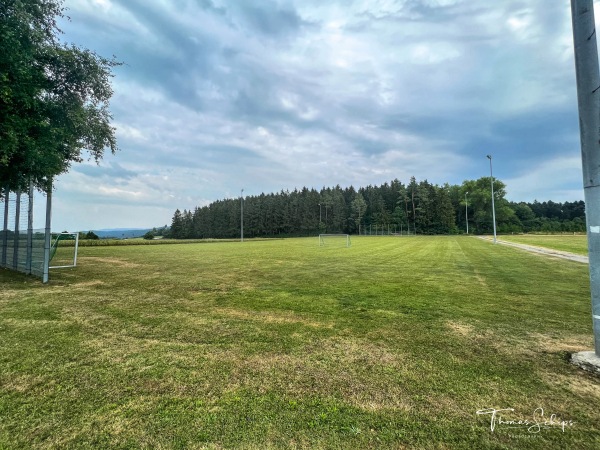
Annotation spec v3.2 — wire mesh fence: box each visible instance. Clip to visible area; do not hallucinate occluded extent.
[1,186,50,281]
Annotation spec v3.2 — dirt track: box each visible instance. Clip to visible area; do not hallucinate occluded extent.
[476,236,588,264]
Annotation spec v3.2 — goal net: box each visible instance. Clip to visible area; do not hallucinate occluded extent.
[49,232,79,269]
[1,181,75,282]
[319,234,351,247]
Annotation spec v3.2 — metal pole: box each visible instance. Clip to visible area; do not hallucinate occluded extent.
[43,180,52,284]
[571,0,600,355]
[73,232,79,267]
[487,155,497,243]
[13,190,21,270]
[465,192,469,235]
[26,182,33,274]
[240,188,244,242]
[2,188,9,266]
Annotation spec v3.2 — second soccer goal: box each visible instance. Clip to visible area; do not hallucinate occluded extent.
[318,234,351,247]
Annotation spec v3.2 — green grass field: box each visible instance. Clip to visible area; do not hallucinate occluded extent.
[497,234,589,256]
[1,236,599,449]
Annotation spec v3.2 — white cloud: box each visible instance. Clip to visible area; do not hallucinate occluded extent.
[504,156,583,202]
[44,0,586,230]
[410,43,461,65]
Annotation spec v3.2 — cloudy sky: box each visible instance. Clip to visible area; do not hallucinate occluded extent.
[45,0,595,231]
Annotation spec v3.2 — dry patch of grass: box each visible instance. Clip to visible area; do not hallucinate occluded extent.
[80,331,413,412]
[446,321,593,360]
[212,307,334,329]
[226,337,413,412]
[528,332,592,354]
[471,268,488,288]
[72,280,106,288]
[0,291,21,300]
[0,373,46,393]
[78,256,143,268]
[1,317,58,326]
[539,370,600,401]
[446,320,476,337]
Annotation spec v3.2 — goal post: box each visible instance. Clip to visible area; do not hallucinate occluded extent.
[49,232,79,269]
[318,234,351,247]
[1,179,78,282]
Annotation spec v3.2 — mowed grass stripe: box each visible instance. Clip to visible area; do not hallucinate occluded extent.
[0,236,598,449]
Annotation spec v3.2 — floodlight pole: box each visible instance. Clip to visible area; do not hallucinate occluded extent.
[318,203,322,223]
[465,191,469,235]
[240,189,244,243]
[487,155,497,244]
[571,0,600,356]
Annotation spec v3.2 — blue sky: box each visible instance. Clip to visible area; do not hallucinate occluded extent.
[46,0,595,231]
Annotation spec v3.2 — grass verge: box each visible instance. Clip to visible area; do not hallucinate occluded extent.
[497,234,588,256]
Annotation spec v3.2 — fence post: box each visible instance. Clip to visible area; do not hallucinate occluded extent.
[26,182,34,274]
[43,180,52,284]
[1,187,8,266]
[13,191,21,270]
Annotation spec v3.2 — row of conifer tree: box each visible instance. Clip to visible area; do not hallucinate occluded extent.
[169,177,586,239]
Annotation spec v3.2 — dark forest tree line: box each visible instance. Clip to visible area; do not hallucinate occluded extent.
[169,177,586,239]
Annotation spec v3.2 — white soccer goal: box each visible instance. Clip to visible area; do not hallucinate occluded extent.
[319,234,351,247]
[49,232,79,269]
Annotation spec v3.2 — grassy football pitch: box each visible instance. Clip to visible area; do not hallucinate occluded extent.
[1,236,599,449]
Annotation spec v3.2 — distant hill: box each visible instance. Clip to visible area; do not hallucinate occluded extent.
[90,228,152,239]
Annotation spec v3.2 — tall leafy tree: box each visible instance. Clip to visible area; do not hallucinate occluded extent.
[351,192,367,234]
[0,0,120,192]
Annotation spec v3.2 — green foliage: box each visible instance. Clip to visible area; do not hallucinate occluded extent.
[84,231,99,240]
[170,177,586,239]
[350,192,367,234]
[457,180,585,235]
[172,181,461,239]
[0,0,120,192]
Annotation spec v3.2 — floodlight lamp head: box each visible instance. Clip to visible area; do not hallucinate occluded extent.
[486,154,492,160]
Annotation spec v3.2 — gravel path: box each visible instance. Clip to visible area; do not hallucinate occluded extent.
[476,236,589,264]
